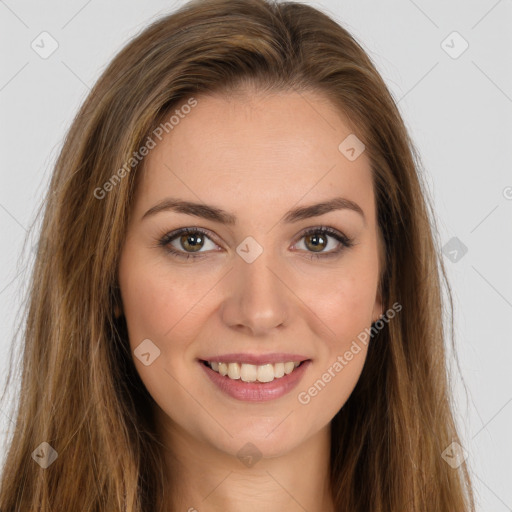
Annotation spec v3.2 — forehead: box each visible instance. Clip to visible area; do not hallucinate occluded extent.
[134,90,375,224]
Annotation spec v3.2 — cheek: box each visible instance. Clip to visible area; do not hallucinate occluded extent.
[118,249,210,347]
[117,249,212,419]
[329,275,374,331]
[297,344,368,432]
[299,263,379,348]
[292,253,378,415]
[295,273,373,424]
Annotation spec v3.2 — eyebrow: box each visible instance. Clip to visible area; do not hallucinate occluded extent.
[141,196,366,225]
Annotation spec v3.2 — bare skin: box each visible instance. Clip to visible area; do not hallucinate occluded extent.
[118,88,383,512]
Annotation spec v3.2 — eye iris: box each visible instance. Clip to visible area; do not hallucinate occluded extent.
[305,233,326,252]
[181,232,204,252]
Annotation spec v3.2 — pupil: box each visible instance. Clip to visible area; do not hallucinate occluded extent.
[183,233,203,251]
[308,234,325,252]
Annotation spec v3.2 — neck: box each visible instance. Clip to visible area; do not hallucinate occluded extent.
[156,416,335,512]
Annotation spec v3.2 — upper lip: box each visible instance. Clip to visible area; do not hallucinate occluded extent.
[200,353,310,365]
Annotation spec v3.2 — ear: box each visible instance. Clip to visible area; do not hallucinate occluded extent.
[371,284,383,324]
[372,230,386,324]
[114,302,123,319]
[113,288,124,319]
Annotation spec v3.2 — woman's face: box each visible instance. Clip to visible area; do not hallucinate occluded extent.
[118,89,383,460]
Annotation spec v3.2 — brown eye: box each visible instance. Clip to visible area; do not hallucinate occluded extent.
[179,232,205,252]
[294,226,354,260]
[304,232,328,252]
[158,227,219,259]
[158,225,353,262]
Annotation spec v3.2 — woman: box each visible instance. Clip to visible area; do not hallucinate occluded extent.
[0,0,475,510]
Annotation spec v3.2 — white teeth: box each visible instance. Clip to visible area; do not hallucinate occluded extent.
[257,364,274,383]
[218,362,228,376]
[284,362,295,374]
[274,362,285,378]
[207,360,303,382]
[227,362,241,379]
[240,363,257,382]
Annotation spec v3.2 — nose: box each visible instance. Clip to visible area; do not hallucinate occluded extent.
[220,249,291,337]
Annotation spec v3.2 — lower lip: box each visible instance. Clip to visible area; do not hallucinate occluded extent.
[199,360,311,402]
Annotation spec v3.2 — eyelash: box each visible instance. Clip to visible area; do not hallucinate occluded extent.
[156,226,354,261]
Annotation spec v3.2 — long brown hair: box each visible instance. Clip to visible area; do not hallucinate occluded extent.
[0,0,475,510]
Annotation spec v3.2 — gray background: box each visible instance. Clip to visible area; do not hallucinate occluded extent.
[1,0,511,509]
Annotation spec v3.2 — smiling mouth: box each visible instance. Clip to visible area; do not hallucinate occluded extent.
[201,360,306,383]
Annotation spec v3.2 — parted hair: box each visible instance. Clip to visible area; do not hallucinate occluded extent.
[0,0,474,510]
